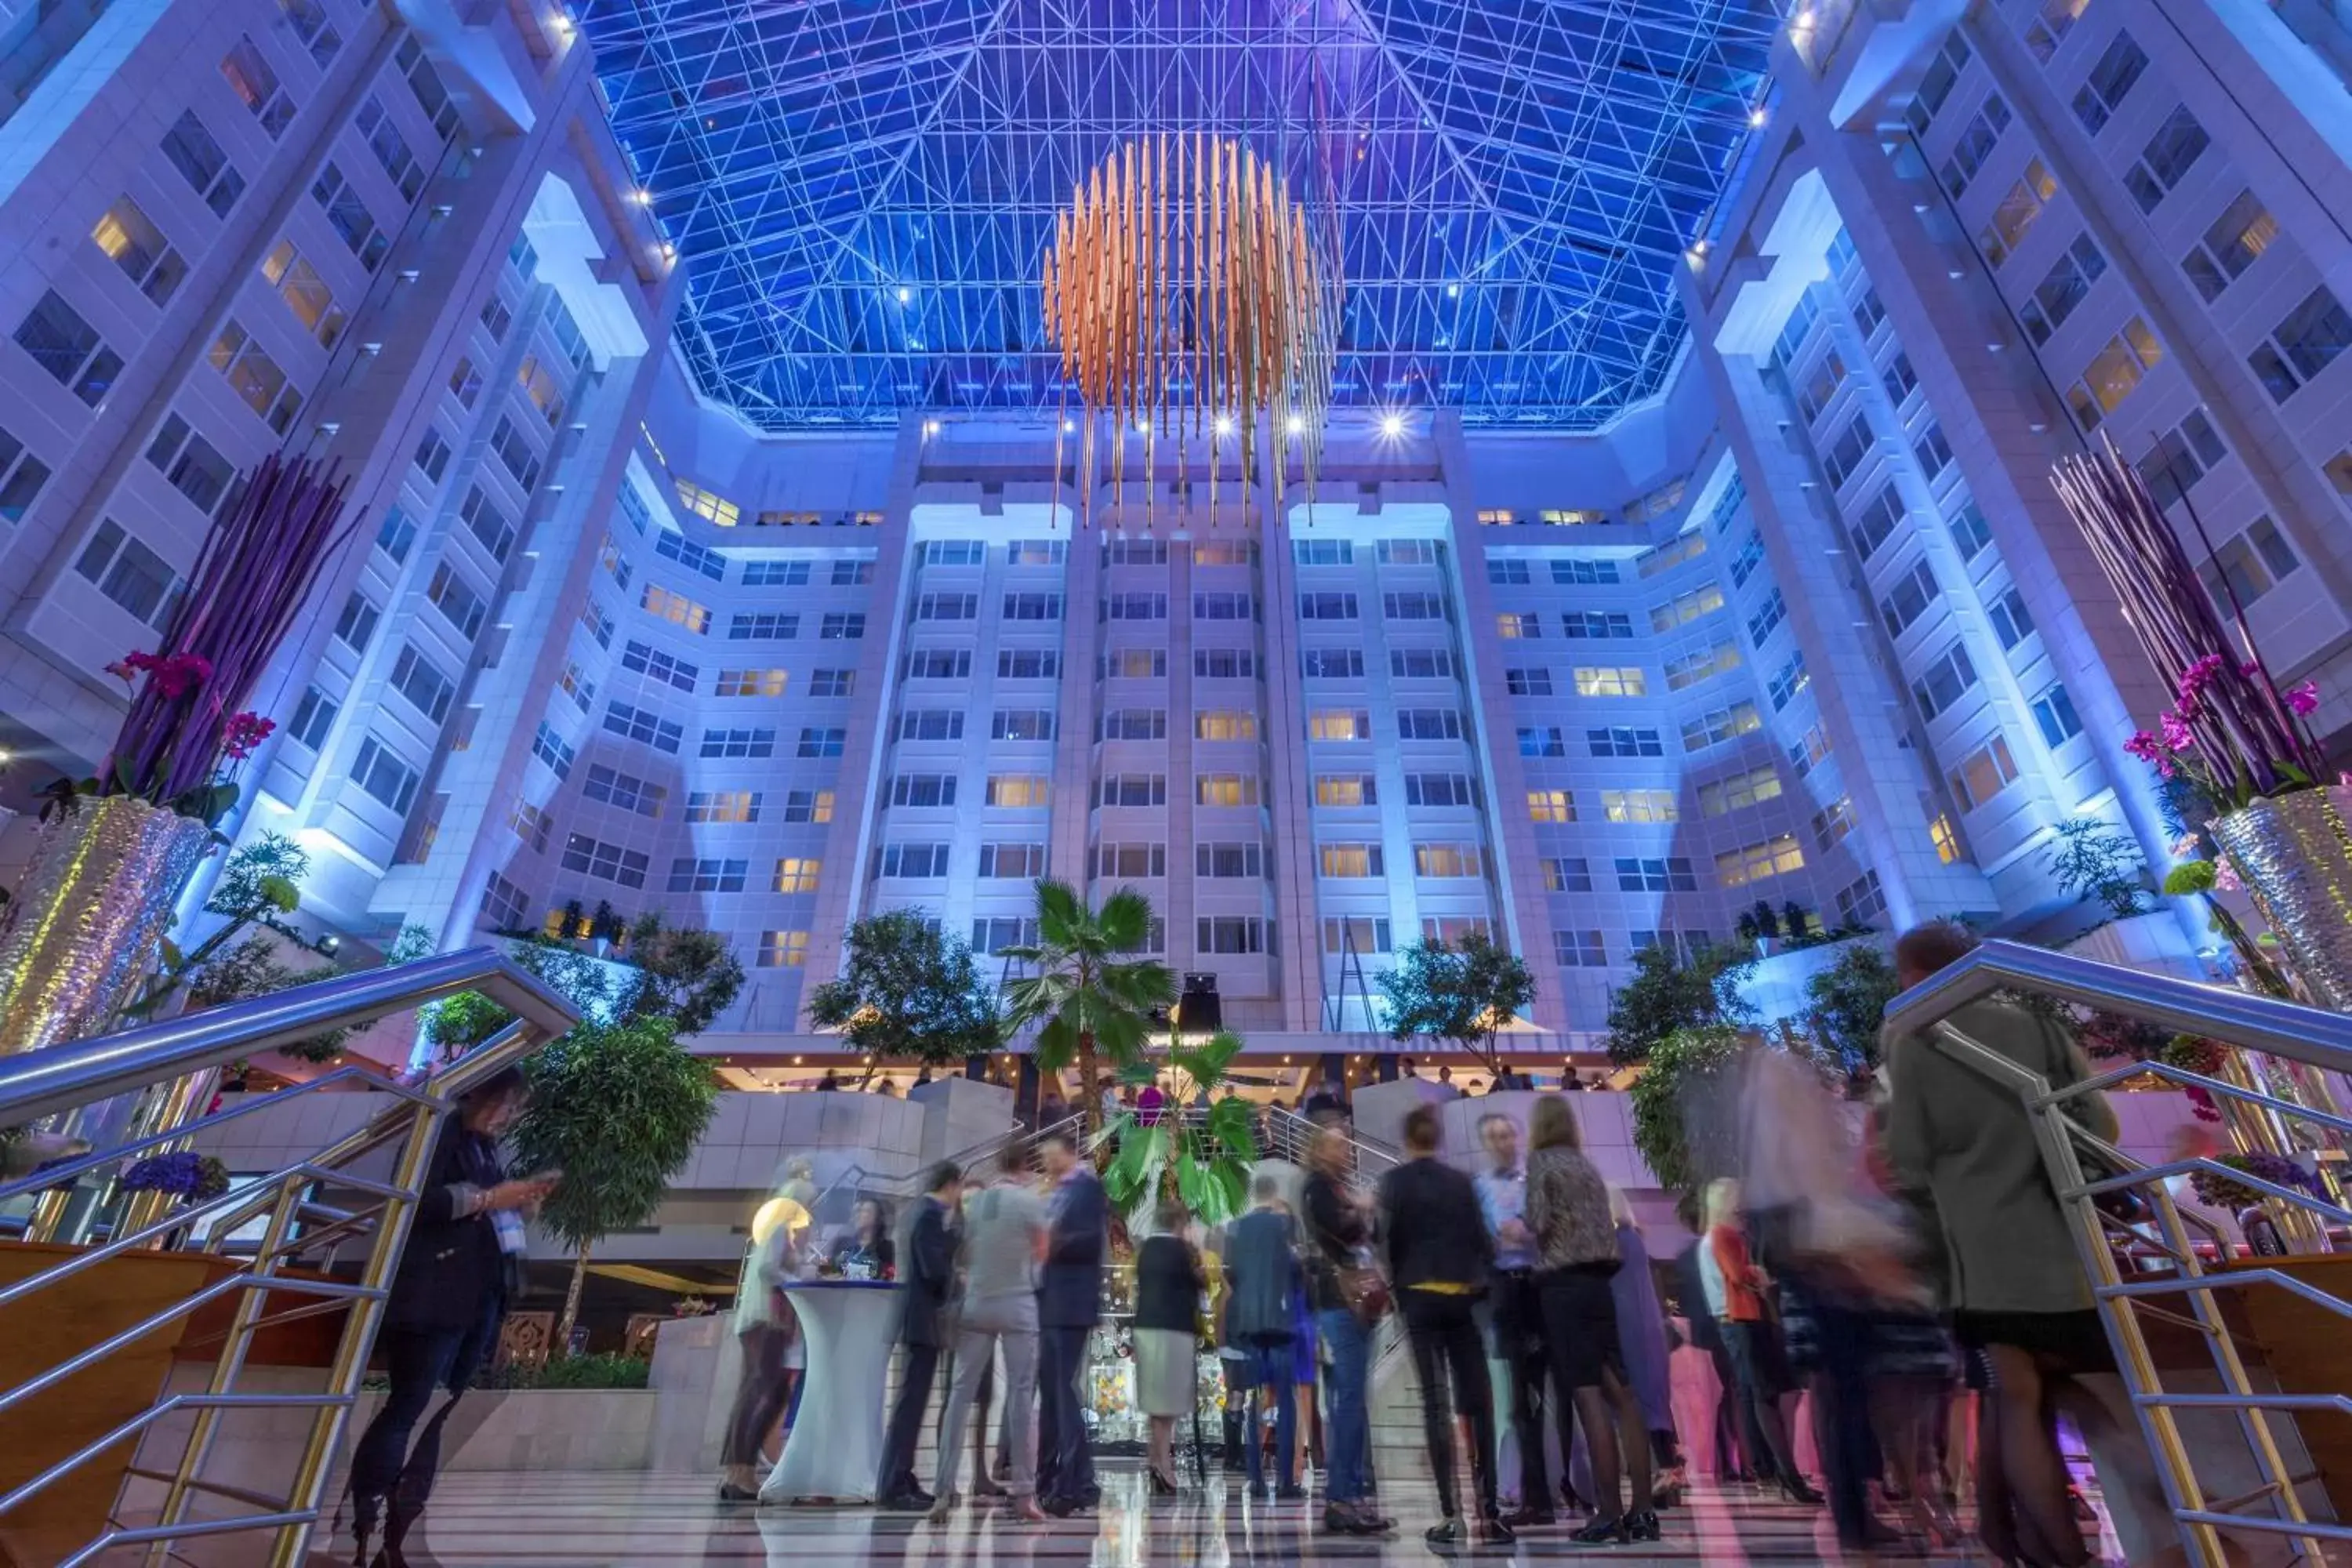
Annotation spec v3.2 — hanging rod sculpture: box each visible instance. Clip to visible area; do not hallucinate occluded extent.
[1042,133,1342,531]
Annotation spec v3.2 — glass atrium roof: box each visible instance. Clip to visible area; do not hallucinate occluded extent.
[577,0,1777,431]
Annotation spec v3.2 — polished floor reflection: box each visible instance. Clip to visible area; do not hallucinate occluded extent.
[309,1465,1998,1566]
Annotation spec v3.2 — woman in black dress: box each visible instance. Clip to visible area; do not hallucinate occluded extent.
[1131,1201,1203,1494]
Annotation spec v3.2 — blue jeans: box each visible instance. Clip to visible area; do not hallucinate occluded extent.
[1318,1308,1371,1503]
[1240,1338,1296,1492]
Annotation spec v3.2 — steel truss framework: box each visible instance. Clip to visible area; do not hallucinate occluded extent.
[578,0,1776,431]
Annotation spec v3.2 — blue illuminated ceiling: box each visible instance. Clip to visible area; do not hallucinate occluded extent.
[577,0,1777,430]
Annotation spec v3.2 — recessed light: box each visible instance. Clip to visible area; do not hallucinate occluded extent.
[896,286,912,303]
[1286,414,1305,436]
[1381,413,1404,437]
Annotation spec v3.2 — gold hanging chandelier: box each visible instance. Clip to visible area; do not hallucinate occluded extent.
[1042,134,1342,529]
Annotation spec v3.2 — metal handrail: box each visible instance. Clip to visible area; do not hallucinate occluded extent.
[0,963,577,1568]
[1885,938,2352,1074]
[0,946,575,1126]
[1892,942,2352,1566]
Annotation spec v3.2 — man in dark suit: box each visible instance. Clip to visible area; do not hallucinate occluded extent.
[1033,1130,1105,1515]
[877,1161,962,1508]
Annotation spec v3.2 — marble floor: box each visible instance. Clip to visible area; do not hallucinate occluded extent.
[306,1466,1992,1566]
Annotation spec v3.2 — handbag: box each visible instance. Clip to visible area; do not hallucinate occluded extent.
[1334,1256,1392,1326]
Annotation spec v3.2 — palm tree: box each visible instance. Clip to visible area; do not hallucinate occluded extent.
[1000,880,1176,1132]
[1103,1028,1258,1225]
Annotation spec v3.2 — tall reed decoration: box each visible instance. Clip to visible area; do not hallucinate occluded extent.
[0,455,354,1057]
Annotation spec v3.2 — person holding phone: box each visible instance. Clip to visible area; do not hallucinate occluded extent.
[346,1067,554,1558]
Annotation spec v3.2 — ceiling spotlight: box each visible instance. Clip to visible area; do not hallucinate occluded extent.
[923,419,942,437]
[895,286,912,304]
[1381,412,1405,438]
[1446,283,1461,298]
[1748,106,1768,129]
[1214,415,1235,436]
[632,187,653,206]
[1792,7,1814,26]
[1285,414,1305,436]
[1134,416,1150,434]
[1062,418,1076,433]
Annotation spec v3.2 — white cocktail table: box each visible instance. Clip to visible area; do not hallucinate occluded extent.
[758,1279,897,1504]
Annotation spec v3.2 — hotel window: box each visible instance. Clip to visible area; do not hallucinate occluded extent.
[1795,348,1846,425]
[1947,735,2020,811]
[1543,856,1592,892]
[622,641,699,692]
[508,799,550,854]
[1195,710,1258,742]
[463,488,517,563]
[1421,916,1493,945]
[2127,107,2209,212]
[669,857,748,894]
[808,669,855,697]
[1987,584,2037,650]
[1100,708,1167,741]
[220,36,295,136]
[205,321,301,433]
[1906,29,1970,129]
[1008,539,1066,566]
[1106,648,1168,677]
[1313,775,1374,808]
[1813,796,1857,852]
[2137,410,2230,505]
[1379,539,1443,564]
[1198,917,1266,955]
[1838,869,1889,927]
[1475,509,1515,526]
[1914,423,1955,480]
[2032,683,2085,746]
[702,727,775,760]
[1195,648,1257,680]
[389,644,455,722]
[1099,774,1166,807]
[1634,532,1705,577]
[729,612,797,640]
[93,198,186,307]
[901,709,964,740]
[1200,773,1261,807]
[992,709,1057,742]
[1104,592,1168,620]
[673,480,739,527]
[1911,642,1979,721]
[1095,843,1167,878]
[1587,727,1663,758]
[288,687,338,750]
[530,724,574,779]
[1879,559,1940,639]
[2066,319,2163,430]
[1939,93,2011,197]
[1506,667,1553,697]
[2071,31,2148,135]
[1405,774,1479,807]
[1385,592,1446,621]
[561,833,648,887]
[1885,352,1920,405]
[1846,485,1904,563]
[1980,160,2056,268]
[2021,0,2087,60]
[429,563,488,640]
[1573,666,1646,698]
[1413,843,1484,879]
[516,354,566,430]
[1697,764,1783,818]
[351,736,422,815]
[877,844,951,879]
[1554,930,1607,968]
[978,844,1047,877]
[1768,650,1810,711]
[715,669,789,698]
[687,790,760,823]
[923,540,985,567]
[890,774,956,807]
[1820,415,1871,490]
[1298,592,1358,620]
[641,584,711,635]
[971,918,1043,955]
[1391,648,1455,677]
[1323,918,1392,954]
[757,931,810,968]
[1551,557,1618,584]
[792,728,840,757]
[1319,843,1384,878]
[833,560,875,586]
[1933,809,1965,863]
[655,529,725,581]
[2020,234,2108,345]
[1295,539,1354,566]
[1664,642,1741,691]
[1650,583,1723,631]
[1497,612,1541,640]
[1682,702,1762,750]
[1102,539,1168,565]
[309,163,387,270]
[354,95,423,203]
[1196,842,1264,878]
[1192,591,1251,621]
[916,592,978,622]
[161,111,245,216]
[1006,592,1064,621]
[1309,710,1372,742]
[1000,649,1058,679]
[1519,727,1566,758]
[1947,499,1994,561]
[782,790,834,823]
[1396,709,1463,740]
[1602,789,1678,824]
[2247,287,2352,405]
[1617,857,1697,892]
[148,417,236,514]
[335,590,379,652]
[1716,834,1806,888]
[1563,611,1635,639]
[1528,790,1577,824]
[772,858,822,894]
[1487,558,1530,584]
[2198,517,2300,608]
[985,775,1051,808]
[1192,539,1255,566]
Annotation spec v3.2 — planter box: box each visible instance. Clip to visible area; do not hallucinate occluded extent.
[342,1386,659,1473]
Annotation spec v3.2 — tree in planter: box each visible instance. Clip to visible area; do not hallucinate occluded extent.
[1628,1025,1748,1200]
[1002,881,1175,1134]
[1603,942,1756,1067]
[614,912,745,1035]
[1803,942,1901,1073]
[1377,931,1537,1077]
[508,1014,719,1347]
[124,832,313,1024]
[1102,1029,1258,1225]
[2045,815,2149,922]
[808,909,1001,1080]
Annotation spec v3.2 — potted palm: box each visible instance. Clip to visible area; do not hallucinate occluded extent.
[1102,1029,1258,1225]
[1001,881,1175,1133]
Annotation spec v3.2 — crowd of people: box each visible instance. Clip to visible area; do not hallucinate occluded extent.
[347,916,2201,1565]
